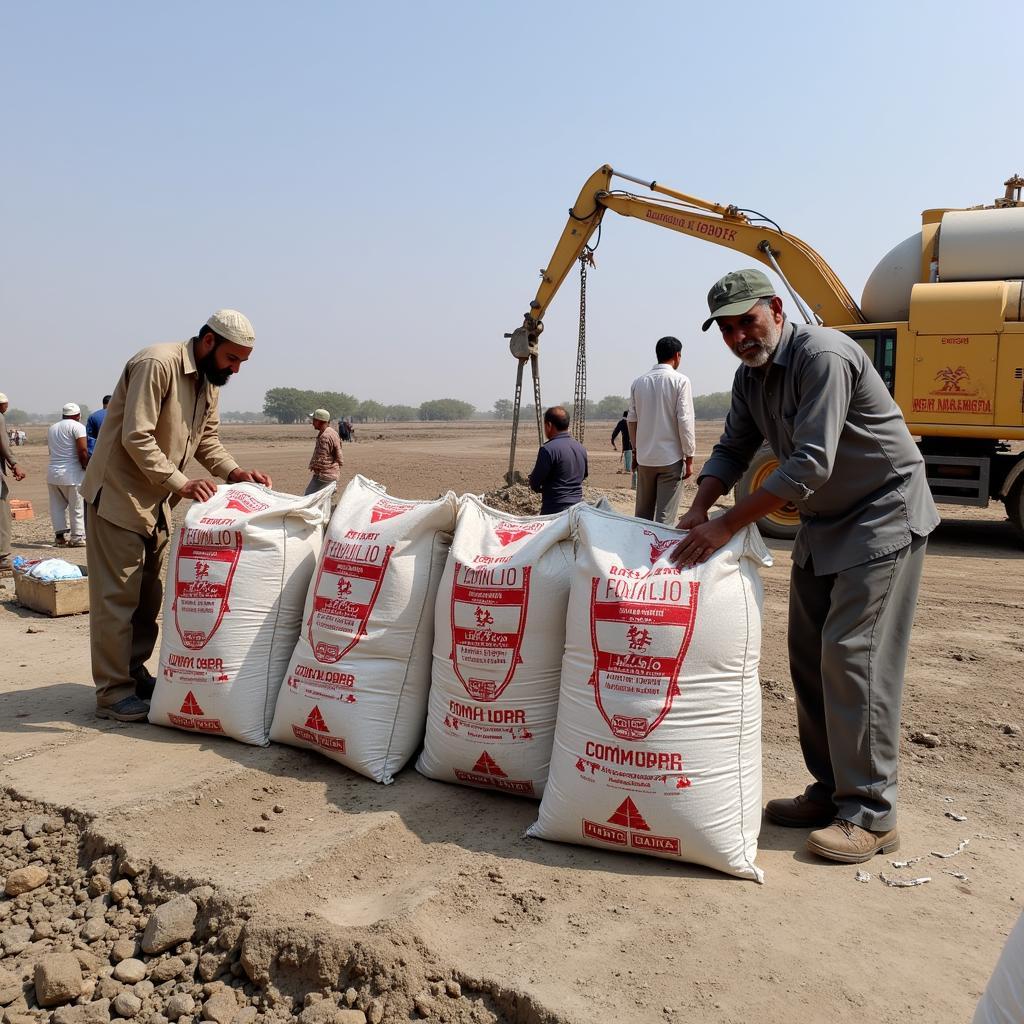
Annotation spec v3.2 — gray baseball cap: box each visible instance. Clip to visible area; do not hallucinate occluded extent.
[701,269,776,331]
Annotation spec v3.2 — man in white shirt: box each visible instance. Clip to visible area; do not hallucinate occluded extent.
[627,336,697,524]
[47,403,90,547]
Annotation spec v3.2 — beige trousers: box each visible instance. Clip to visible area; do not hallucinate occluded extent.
[86,506,169,708]
[0,477,10,561]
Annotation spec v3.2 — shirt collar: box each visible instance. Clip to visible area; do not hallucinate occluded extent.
[183,338,199,377]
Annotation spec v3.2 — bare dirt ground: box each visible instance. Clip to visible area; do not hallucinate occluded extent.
[2,421,1022,1023]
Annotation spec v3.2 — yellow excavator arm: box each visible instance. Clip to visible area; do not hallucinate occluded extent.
[510,164,865,354]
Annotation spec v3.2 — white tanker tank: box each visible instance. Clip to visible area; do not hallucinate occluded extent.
[861,205,1024,323]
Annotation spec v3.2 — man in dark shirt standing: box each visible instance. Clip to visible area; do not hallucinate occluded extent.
[611,409,636,488]
[528,406,588,514]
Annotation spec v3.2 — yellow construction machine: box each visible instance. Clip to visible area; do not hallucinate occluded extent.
[504,166,1024,541]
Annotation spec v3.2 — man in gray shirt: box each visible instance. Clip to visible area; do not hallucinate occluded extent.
[672,269,939,865]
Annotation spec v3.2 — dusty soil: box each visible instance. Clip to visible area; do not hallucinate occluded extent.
[2,421,1022,1024]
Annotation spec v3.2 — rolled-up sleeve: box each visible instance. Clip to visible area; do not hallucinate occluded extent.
[121,359,190,493]
[699,377,765,491]
[761,353,854,503]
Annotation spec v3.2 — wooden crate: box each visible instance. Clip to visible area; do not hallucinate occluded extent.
[14,567,90,616]
[10,500,33,521]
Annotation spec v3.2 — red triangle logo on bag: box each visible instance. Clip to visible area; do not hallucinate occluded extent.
[304,706,329,732]
[471,751,507,777]
[180,691,204,716]
[607,797,651,832]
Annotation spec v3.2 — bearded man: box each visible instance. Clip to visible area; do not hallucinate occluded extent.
[82,310,272,722]
[671,269,938,864]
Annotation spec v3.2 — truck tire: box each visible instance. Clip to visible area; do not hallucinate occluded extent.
[1004,479,1024,542]
[736,446,801,541]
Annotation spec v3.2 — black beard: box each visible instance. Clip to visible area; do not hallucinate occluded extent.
[197,351,232,387]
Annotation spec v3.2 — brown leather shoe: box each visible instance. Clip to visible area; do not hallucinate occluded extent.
[806,819,900,863]
[764,793,836,828]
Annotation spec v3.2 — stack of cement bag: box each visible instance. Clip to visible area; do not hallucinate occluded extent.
[150,480,770,881]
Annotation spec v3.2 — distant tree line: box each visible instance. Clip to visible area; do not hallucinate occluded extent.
[492,391,732,422]
[3,405,92,425]
[262,388,475,424]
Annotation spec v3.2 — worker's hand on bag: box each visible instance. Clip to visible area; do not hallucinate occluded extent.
[669,517,733,568]
[229,468,274,488]
[177,478,219,502]
[674,507,708,532]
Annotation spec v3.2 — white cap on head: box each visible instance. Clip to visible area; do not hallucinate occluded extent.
[62,402,81,417]
[206,309,255,348]
[0,393,8,404]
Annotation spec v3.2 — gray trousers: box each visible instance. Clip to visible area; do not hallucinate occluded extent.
[86,506,169,709]
[304,475,335,495]
[634,460,685,525]
[788,535,927,831]
[0,477,10,560]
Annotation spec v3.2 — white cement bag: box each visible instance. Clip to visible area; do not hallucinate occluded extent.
[974,912,1024,1024]
[415,497,572,799]
[528,505,769,882]
[270,476,457,783]
[151,483,333,746]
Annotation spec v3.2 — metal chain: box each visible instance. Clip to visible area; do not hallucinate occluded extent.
[506,359,526,484]
[531,352,543,444]
[572,252,589,442]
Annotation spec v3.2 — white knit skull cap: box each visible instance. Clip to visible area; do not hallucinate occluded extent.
[0,394,7,404]
[206,309,255,348]
[62,403,81,417]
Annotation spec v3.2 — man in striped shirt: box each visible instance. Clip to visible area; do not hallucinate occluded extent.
[306,409,344,494]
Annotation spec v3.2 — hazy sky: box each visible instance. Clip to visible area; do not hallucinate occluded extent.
[1,1,1016,414]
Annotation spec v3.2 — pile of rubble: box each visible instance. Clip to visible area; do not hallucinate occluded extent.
[0,794,547,1024]
[478,483,632,517]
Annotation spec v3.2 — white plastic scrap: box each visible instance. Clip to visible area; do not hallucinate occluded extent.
[891,855,925,869]
[855,870,871,883]
[943,870,970,882]
[944,811,968,822]
[931,839,970,859]
[880,873,931,888]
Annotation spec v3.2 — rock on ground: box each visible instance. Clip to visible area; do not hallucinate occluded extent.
[112,959,146,985]
[51,998,112,1024]
[111,991,142,1018]
[4,866,48,897]
[149,956,187,983]
[0,967,23,1006]
[165,994,196,1021]
[201,987,240,1024]
[34,953,84,1007]
[141,896,198,954]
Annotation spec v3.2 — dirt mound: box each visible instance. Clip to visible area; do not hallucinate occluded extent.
[477,483,634,517]
[0,792,562,1024]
